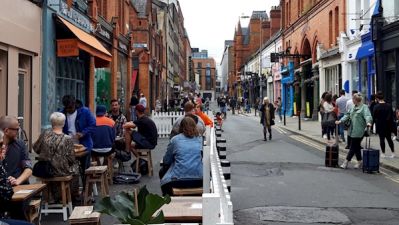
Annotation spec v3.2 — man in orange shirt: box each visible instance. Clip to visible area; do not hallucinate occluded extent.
[195,104,213,127]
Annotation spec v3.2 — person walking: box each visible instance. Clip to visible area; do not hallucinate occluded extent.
[129,93,139,121]
[373,92,396,158]
[336,93,372,169]
[322,93,336,140]
[139,93,147,109]
[336,90,349,142]
[219,95,227,119]
[276,97,283,122]
[229,97,236,115]
[259,97,275,141]
[344,90,359,149]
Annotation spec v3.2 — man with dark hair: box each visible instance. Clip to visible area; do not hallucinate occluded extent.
[61,95,96,179]
[373,92,396,158]
[0,116,32,186]
[336,90,349,142]
[170,101,205,138]
[123,104,158,157]
[108,99,127,138]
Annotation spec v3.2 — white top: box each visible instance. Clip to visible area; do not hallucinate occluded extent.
[323,102,334,113]
[139,97,147,108]
[67,110,78,144]
[346,99,354,112]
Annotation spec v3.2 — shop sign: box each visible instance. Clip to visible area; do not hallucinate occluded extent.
[57,39,79,57]
[48,0,94,33]
[96,27,112,42]
[133,43,148,48]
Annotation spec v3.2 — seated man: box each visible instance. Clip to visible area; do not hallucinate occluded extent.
[123,104,158,157]
[92,105,116,159]
[170,101,206,139]
[0,116,32,186]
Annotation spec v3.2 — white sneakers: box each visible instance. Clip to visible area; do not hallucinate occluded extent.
[340,160,348,169]
[323,134,328,139]
[353,160,362,169]
[381,153,396,159]
[381,153,386,159]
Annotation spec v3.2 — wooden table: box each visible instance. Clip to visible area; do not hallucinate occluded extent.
[12,183,46,202]
[157,197,202,223]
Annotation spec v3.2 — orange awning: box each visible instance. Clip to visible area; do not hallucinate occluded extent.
[57,16,111,62]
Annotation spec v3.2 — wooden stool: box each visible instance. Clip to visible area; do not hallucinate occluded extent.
[136,149,153,176]
[69,206,101,225]
[27,199,41,223]
[172,187,203,196]
[38,175,73,221]
[84,166,109,205]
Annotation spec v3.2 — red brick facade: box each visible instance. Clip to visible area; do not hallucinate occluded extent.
[193,58,216,91]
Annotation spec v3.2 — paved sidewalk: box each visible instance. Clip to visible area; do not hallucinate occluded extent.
[237,110,399,173]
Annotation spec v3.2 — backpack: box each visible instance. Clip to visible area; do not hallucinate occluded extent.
[112,172,141,184]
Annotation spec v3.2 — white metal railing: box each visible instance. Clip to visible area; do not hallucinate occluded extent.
[151,111,185,138]
[202,123,234,225]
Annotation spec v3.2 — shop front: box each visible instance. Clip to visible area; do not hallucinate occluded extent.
[356,32,376,103]
[116,36,130,113]
[94,16,113,110]
[0,0,42,143]
[42,1,111,128]
[281,62,294,117]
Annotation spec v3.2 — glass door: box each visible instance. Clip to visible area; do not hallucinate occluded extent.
[18,54,32,145]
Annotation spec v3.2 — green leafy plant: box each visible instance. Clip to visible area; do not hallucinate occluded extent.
[95,186,171,225]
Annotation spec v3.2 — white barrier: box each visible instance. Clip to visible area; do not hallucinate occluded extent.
[202,113,234,225]
[151,111,184,138]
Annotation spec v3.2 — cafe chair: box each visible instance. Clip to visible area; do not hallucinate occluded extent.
[135,149,153,176]
[38,175,73,221]
[83,166,109,205]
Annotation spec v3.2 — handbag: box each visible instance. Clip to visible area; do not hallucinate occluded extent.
[271,119,275,126]
[322,112,336,127]
[343,119,351,130]
[33,161,55,178]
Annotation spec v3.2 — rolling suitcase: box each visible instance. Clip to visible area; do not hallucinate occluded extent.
[325,125,339,167]
[362,136,380,173]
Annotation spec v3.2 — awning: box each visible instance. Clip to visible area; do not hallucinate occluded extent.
[356,41,374,59]
[57,16,111,62]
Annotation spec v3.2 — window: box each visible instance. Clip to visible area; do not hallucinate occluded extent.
[359,58,368,99]
[18,53,32,135]
[329,11,333,47]
[0,49,7,116]
[383,1,399,24]
[351,62,359,92]
[334,7,339,45]
[325,65,340,96]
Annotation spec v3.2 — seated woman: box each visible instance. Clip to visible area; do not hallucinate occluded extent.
[33,112,79,201]
[160,116,203,196]
[1,131,33,225]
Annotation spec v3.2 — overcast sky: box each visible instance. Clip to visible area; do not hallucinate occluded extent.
[179,0,280,65]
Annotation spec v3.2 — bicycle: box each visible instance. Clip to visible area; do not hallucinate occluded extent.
[17,117,29,147]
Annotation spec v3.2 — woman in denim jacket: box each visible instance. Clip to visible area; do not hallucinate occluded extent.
[336,93,372,169]
[160,116,203,196]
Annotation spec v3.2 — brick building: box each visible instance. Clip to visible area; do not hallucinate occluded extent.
[281,0,346,119]
[192,49,216,100]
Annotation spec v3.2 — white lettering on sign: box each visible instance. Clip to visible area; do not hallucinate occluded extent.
[99,29,111,39]
[59,1,94,33]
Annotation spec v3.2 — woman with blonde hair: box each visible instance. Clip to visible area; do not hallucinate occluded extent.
[336,93,372,169]
[259,97,275,141]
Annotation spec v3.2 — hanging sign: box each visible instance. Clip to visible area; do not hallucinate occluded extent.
[57,39,79,57]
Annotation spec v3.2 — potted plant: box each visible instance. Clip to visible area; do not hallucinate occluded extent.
[95,186,171,225]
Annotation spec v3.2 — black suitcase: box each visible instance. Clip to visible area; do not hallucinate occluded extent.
[325,125,339,167]
[362,137,380,173]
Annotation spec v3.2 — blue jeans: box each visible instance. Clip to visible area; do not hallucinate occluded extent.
[130,106,136,121]
[338,113,345,139]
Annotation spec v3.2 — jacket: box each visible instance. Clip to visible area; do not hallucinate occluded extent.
[62,106,96,151]
[340,103,372,138]
[259,103,275,125]
[92,116,115,151]
[161,134,203,186]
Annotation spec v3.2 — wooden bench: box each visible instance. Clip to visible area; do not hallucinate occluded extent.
[172,187,203,196]
[135,149,153,176]
[38,175,73,221]
[84,166,109,205]
[69,206,101,225]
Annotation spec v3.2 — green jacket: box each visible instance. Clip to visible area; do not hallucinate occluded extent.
[340,103,372,138]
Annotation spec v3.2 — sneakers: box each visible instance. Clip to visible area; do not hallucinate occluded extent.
[389,153,396,158]
[323,134,328,139]
[354,160,362,169]
[381,153,386,159]
[340,160,349,169]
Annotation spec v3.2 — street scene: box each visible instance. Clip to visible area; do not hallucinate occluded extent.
[1,0,399,225]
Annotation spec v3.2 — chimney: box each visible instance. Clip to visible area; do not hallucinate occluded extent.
[262,20,271,43]
[270,6,282,36]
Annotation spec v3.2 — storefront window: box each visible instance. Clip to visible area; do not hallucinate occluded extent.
[95,68,111,110]
[360,58,368,100]
[325,65,340,95]
[351,62,359,92]
[56,57,86,110]
[117,53,127,113]
[0,49,7,116]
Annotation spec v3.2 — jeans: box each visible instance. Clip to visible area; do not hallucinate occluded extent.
[338,113,345,139]
[130,106,136,121]
[347,137,362,161]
